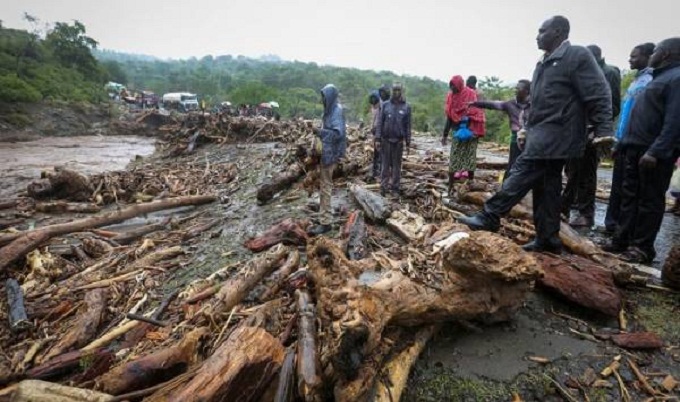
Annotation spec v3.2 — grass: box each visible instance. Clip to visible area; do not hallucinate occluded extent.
[632,290,680,343]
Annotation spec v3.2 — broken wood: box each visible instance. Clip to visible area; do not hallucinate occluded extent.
[24,349,113,381]
[349,184,392,222]
[260,249,301,301]
[147,326,285,402]
[0,199,19,210]
[125,313,167,327]
[0,380,114,402]
[611,332,664,350]
[27,168,93,202]
[296,289,322,402]
[244,218,309,252]
[5,278,32,332]
[35,201,101,214]
[0,194,215,271]
[95,327,208,395]
[257,160,307,204]
[344,210,367,260]
[386,209,427,243]
[534,253,622,317]
[110,217,171,245]
[274,347,297,402]
[41,289,108,363]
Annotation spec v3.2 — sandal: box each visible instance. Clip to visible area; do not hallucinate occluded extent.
[621,247,654,264]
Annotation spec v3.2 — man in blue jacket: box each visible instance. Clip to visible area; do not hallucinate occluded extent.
[604,37,680,263]
[308,84,347,236]
[458,16,613,253]
[375,82,412,197]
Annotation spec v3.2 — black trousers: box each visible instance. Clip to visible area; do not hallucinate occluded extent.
[562,143,599,218]
[615,146,678,255]
[371,146,381,178]
[604,151,625,231]
[503,135,522,182]
[484,155,566,244]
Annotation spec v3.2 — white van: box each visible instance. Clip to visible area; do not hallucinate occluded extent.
[162,92,199,112]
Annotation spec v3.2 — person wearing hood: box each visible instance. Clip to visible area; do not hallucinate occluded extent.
[561,44,621,227]
[441,75,486,195]
[458,16,613,253]
[368,90,382,182]
[378,84,391,102]
[376,82,411,196]
[308,84,347,236]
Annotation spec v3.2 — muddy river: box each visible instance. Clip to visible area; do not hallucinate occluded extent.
[0,136,156,198]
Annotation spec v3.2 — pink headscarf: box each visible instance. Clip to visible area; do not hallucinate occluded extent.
[445,75,486,137]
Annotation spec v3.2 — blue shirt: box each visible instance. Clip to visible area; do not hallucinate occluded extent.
[616,68,653,140]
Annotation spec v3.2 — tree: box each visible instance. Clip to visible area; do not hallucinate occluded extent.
[478,76,514,143]
[101,60,127,84]
[45,20,100,81]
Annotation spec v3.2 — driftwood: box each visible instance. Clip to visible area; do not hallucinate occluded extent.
[0,219,23,231]
[0,195,215,271]
[386,209,427,243]
[27,168,93,202]
[0,380,114,402]
[344,210,367,260]
[121,290,179,349]
[95,327,208,395]
[274,347,297,402]
[260,250,301,301]
[296,290,322,402]
[349,184,392,222]
[35,202,101,214]
[0,199,19,210]
[41,289,108,363]
[307,233,542,400]
[5,278,31,332]
[535,253,622,317]
[257,161,307,204]
[110,217,171,245]
[244,219,309,252]
[611,332,664,350]
[24,349,113,381]
[147,326,285,402]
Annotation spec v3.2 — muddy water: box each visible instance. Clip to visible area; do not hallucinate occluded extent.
[0,136,156,198]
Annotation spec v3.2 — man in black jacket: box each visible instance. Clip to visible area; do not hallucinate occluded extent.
[458,15,613,252]
[376,82,411,197]
[604,37,680,263]
[562,45,621,227]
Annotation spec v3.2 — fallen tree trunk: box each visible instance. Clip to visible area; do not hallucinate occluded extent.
[535,253,622,316]
[349,184,392,223]
[296,290,322,402]
[0,199,19,210]
[274,347,296,402]
[307,233,542,400]
[147,326,285,402]
[24,349,113,381]
[5,278,31,332]
[244,218,309,252]
[257,161,307,204]
[344,210,367,260]
[40,289,108,363]
[0,380,114,402]
[110,218,171,245]
[95,327,208,395]
[260,249,301,301]
[0,194,215,271]
[35,202,101,214]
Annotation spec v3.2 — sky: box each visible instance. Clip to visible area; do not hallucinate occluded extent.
[2,0,679,84]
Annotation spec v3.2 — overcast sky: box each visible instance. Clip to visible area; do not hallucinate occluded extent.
[2,0,679,83]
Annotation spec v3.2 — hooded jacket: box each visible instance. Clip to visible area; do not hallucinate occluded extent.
[596,58,622,119]
[319,84,347,166]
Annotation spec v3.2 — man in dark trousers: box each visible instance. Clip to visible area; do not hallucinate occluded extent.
[561,45,621,227]
[368,90,382,182]
[458,15,613,253]
[604,43,655,233]
[604,37,680,263]
[376,82,411,197]
[470,79,531,181]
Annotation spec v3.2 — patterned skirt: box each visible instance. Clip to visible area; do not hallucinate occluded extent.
[449,137,478,173]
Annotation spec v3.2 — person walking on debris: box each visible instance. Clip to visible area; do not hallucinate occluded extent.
[376,82,411,197]
[603,37,680,263]
[308,84,347,236]
[466,75,484,100]
[470,79,531,182]
[378,84,391,102]
[458,15,613,253]
[604,43,655,233]
[368,90,382,182]
[441,75,486,195]
[561,44,621,228]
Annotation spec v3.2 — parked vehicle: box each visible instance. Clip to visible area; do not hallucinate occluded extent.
[162,92,199,112]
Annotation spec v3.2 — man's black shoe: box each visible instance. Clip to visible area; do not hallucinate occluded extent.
[601,242,627,253]
[458,213,500,232]
[522,239,563,254]
[307,224,331,236]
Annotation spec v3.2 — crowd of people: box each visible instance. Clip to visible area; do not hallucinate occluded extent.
[307,15,679,266]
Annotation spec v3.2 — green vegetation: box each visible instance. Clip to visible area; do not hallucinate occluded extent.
[633,290,680,343]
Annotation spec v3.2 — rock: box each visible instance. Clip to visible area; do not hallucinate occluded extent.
[610,332,664,350]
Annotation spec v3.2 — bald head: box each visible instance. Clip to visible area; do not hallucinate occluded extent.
[536,16,570,53]
[650,37,680,69]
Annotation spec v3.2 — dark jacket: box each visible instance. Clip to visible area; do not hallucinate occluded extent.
[319,84,347,166]
[622,62,680,160]
[523,41,613,159]
[598,59,622,119]
[376,97,412,143]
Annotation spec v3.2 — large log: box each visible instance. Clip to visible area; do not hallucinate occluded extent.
[0,195,215,271]
[260,249,301,301]
[40,289,108,363]
[24,349,113,381]
[307,233,542,400]
[534,253,622,316]
[35,201,101,214]
[95,327,208,395]
[274,348,296,402]
[147,326,285,402]
[27,168,93,202]
[0,380,114,402]
[344,210,367,260]
[349,184,392,223]
[244,218,309,252]
[109,217,171,245]
[256,160,307,204]
[5,278,31,332]
[296,290,322,402]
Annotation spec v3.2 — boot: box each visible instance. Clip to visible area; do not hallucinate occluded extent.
[458,212,500,232]
[522,237,563,253]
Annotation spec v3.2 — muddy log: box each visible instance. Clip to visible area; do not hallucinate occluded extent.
[274,347,297,402]
[256,161,307,204]
[260,249,301,301]
[95,327,208,395]
[35,201,101,214]
[5,278,31,332]
[296,290,322,402]
[24,349,113,381]
[349,184,392,223]
[27,168,93,202]
[0,380,114,402]
[0,199,19,210]
[307,233,542,400]
[0,194,215,271]
[40,289,108,363]
[244,218,309,252]
[611,332,664,350]
[344,210,367,260]
[110,217,171,245]
[147,326,285,402]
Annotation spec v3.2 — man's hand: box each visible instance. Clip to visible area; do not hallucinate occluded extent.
[639,153,657,169]
[374,138,381,152]
[405,141,410,155]
[517,129,527,151]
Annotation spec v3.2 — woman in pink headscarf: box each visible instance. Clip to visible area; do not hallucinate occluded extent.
[441,75,486,195]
